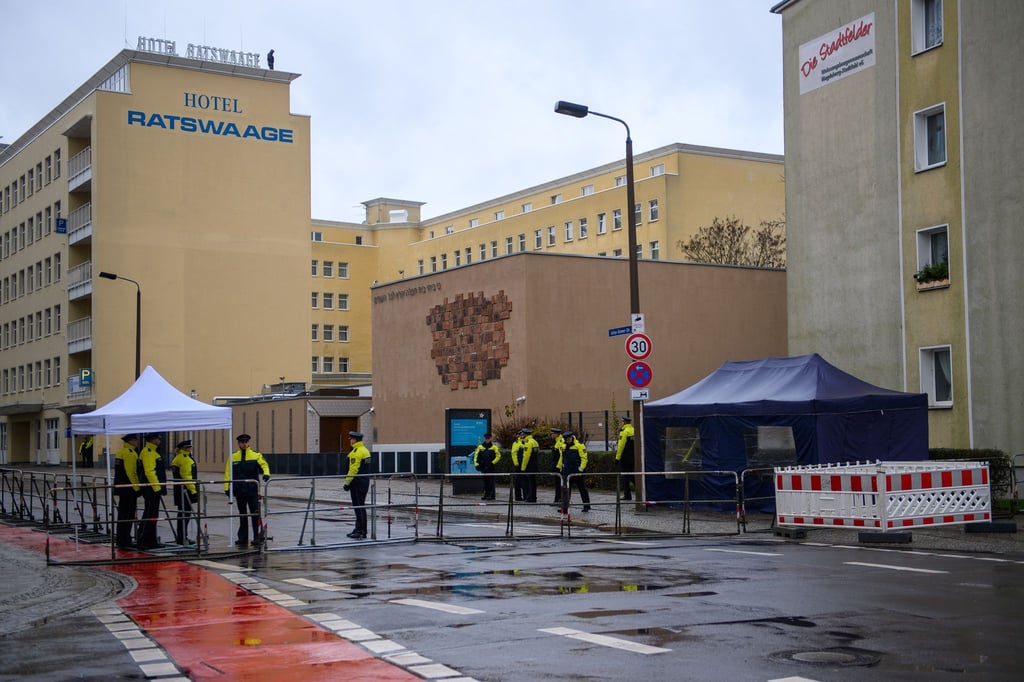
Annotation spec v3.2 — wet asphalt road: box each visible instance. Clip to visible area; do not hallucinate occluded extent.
[3,519,1024,681]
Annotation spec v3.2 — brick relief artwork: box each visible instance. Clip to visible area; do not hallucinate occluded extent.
[426,291,512,389]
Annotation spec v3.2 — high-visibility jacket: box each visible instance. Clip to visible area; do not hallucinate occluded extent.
[473,442,501,470]
[345,440,371,485]
[558,439,589,474]
[114,443,141,492]
[140,442,165,493]
[616,423,635,461]
[518,436,539,471]
[171,449,198,497]
[224,447,270,496]
[552,435,566,469]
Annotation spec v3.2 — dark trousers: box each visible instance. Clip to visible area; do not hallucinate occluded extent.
[478,466,496,499]
[235,494,261,544]
[523,463,538,502]
[560,472,591,513]
[349,479,369,535]
[514,473,527,501]
[137,489,161,547]
[81,450,94,468]
[618,455,634,498]
[116,490,139,547]
[175,493,195,544]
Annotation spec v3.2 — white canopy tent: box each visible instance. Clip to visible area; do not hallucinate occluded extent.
[71,365,232,435]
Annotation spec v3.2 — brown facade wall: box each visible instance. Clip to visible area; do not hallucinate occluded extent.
[372,253,786,444]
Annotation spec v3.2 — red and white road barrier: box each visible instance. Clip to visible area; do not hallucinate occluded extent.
[775,461,991,530]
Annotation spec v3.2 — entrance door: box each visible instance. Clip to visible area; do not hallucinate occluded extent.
[319,417,359,453]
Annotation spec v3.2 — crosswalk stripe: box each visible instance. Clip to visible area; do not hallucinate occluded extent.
[391,598,484,615]
[540,627,670,654]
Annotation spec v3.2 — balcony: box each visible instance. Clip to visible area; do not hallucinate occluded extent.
[67,316,93,354]
[68,202,93,245]
[68,147,92,193]
[67,261,93,301]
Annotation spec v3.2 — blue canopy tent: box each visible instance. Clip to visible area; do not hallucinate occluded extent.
[642,354,928,511]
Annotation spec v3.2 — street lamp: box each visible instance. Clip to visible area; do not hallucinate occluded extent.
[98,271,141,379]
[554,100,644,501]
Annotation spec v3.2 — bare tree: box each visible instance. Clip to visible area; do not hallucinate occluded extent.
[676,215,786,268]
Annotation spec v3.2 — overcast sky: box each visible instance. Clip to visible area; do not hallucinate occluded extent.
[2,0,784,223]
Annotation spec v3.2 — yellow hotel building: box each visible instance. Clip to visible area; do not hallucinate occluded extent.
[1,43,784,464]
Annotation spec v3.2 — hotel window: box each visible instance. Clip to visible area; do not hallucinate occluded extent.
[45,156,52,184]
[323,261,334,277]
[338,325,349,342]
[45,309,51,335]
[650,163,665,177]
[36,212,42,241]
[455,250,461,266]
[465,247,472,264]
[581,184,594,196]
[418,259,424,275]
[45,360,51,386]
[430,256,437,272]
[339,295,349,310]
[534,229,543,249]
[649,199,659,222]
[54,356,61,384]
[613,208,622,230]
[54,253,61,280]
[311,356,320,373]
[27,170,34,197]
[615,175,627,187]
[466,220,477,229]
[45,206,52,235]
[550,193,562,205]
[322,356,334,373]
[650,241,660,260]
[311,324,319,341]
[311,260,319,276]
[613,248,623,257]
[916,224,949,278]
[324,293,336,310]
[441,253,448,270]
[54,304,61,331]
[547,226,556,246]
[518,233,527,252]
[634,203,643,225]
[54,149,61,178]
[480,243,487,261]
[491,240,498,258]
[19,175,25,202]
[914,104,946,171]
[36,163,42,191]
[564,221,574,242]
[521,202,532,213]
[505,236,514,254]
[912,0,943,53]
[494,210,505,220]
[636,244,643,259]
[338,262,348,278]
[920,345,952,407]
[597,213,607,234]
[579,217,588,239]
[311,292,319,308]
[338,357,350,373]
[311,231,323,241]
[323,324,334,342]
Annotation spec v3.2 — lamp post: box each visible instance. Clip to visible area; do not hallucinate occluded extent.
[98,271,141,379]
[554,100,643,502]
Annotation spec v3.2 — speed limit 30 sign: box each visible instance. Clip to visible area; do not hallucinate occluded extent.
[625,333,652,361]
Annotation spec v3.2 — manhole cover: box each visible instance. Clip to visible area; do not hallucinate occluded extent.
[770,647,881,667]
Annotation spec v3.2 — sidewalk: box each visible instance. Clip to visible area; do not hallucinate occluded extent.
[5,463,1023,556]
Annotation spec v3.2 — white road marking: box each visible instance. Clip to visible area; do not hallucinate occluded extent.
[845,561,948,574]
[706,548,782,556]
[191,560,253,571]
[540,627,670,654]
[594,539,658,546]
[285,577,350,591]
[768,677,822,682]
[391,598,484,615]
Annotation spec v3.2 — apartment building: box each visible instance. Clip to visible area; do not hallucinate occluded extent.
[773,0,1024,455]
